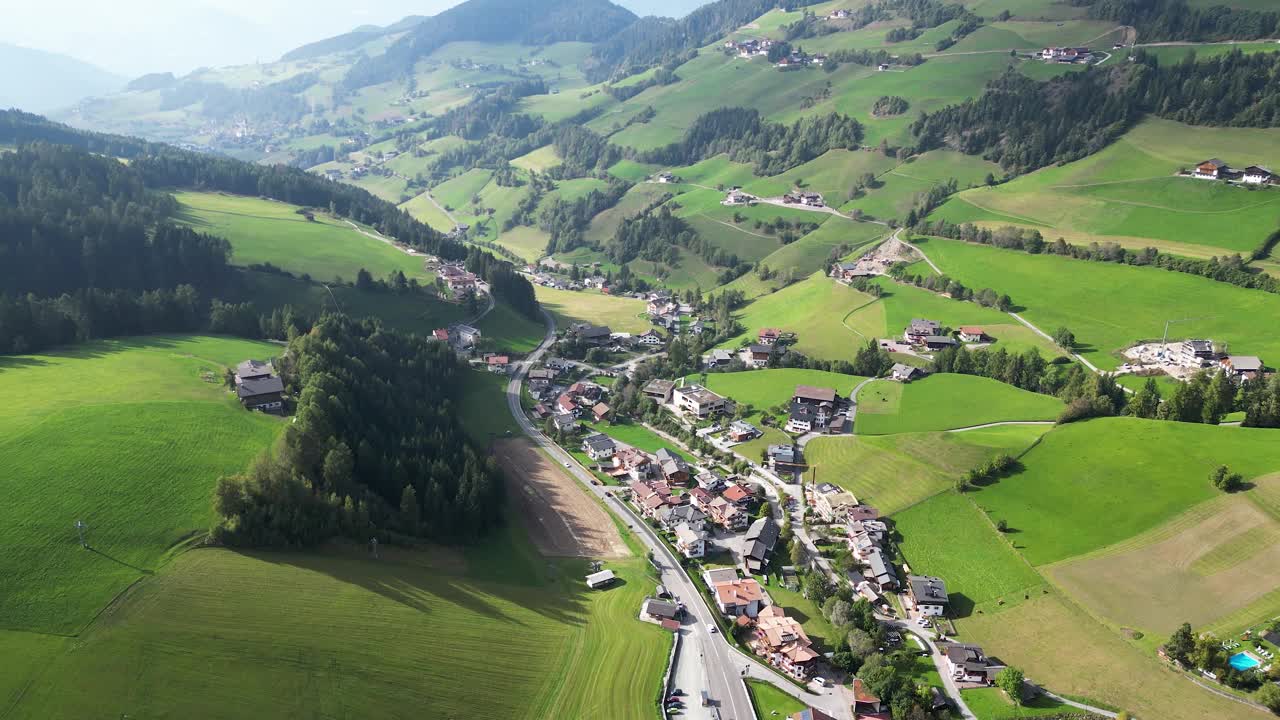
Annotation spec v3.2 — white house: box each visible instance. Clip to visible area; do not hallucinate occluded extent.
[891,363,922,382]
[1243,165,1273,185]
[674,523,707,558]
[906,575,949,617]
[582,433,617,461]
[673,384,727,419]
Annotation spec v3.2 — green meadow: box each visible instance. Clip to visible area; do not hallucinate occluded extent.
[0,540,669,720]
[931,118,1280,256]
[803,425,1050,514]
[917,236,1280,369]
[175,191,432,283]
[694,368,868,412]
[855,375,1063,434]
[718,273,878,362]
[0,336,284,634]
[970,418,1280,566]
[894,491,1047,614]
[536,286,651,333]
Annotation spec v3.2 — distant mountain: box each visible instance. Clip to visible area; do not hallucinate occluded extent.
[0,43,123,112]
[341,0,639,90]
[281,15,432,63]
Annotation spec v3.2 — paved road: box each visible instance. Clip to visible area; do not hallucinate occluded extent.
[946,420,1056,432]
[504,311,840,720]
[882,616,977,720]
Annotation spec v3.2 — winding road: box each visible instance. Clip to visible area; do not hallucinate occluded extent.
[503,312,849,720]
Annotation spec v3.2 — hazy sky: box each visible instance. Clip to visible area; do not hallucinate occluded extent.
[0,0,453,77]
[2,0,707,79]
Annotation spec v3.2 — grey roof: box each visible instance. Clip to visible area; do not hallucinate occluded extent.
[236,376,284,398]
[1228,355,1263,371]
[1245,165,1273,175]
[909,318,940,332]
[865,547,898,583]
[236,359,274,380]
[574,324,612,338]
[1186,339,1213,351]
[789,402,817,422]
[705,567,739,585]
[1200,158,1227,168]
[553,413,577,430]
[584,433,616,452]
[745,516,779,554]
[746,344,774,354]
[730,420,759,434]
[644,379,675,394]
[586,569,615,586]
[925,335,958,345]
[891,363,919,376]
[659,504,706,525]
[908,575,949,605]
[794,385,836,403]
[768,444,796,463]
[643,597,680,618]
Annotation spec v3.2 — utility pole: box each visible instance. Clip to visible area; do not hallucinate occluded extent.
[75,520,87,548]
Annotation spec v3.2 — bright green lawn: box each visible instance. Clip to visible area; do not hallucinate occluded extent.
[478,301,546,353]
[584,419,691,462]
[458,369,521,445]
[803,425,1050,515]
[963,687,1074,719]
[175,191,432,283]
[855,375,1062,434]
[693,368,869,413]
[747,679,807,719]
[894,491,1047,615]
[971,418,1280,566]
[0,336,284,634]
[718,273,879,362]
[0,538,669,720]
[916,236,1280,370]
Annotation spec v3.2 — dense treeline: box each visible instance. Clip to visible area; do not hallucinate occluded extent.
[915,221,1280,296]
[0,109,469,260]
[610,205,745,273]
[157,77,311,124]
[639,108,863,176]
[827,48,925,68]
[0,286,206,355]
[343,0,637,91]
[291,144,338,169]
[423,79,546,141]
[602,66,681,102]
[1085,0,1279,43]
[583,0,822,82]
[540,180,632,254]
[0,144,233,298]
[464,247,540,319]
[912,51,1280,175]
[214,316,505,547]
[551,124,624,177]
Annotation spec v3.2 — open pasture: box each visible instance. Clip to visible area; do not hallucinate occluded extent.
[959,593,1272,720]
[932,118,1280,255]
[855,374,1063,434]
[916,236,1280,370]
[1046,493,1280,637]
[175,191,431,283]
[803,425,1050,515]
[718,273,877,362]
[535,286,650,333]
[0,539,668,720]
[969,418,1280,567]
[0,336,284,634]
[894,491,1047,614]
[695,368,869,412]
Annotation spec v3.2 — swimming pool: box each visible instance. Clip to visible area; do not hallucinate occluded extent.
[1229,651,1261,671]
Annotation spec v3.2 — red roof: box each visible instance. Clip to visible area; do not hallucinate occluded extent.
[759,328,781,338]
[661,619,681,632]
[487,355,509,365]
[722,484,752,503]
[433,328,449,340]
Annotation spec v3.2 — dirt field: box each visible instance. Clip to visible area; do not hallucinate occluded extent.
[1046,494,1280,636]
[493,439,628,559]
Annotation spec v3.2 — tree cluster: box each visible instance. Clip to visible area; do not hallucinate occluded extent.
[639,107,863,176]
[214,316,504,547]
[1086,0,1278,43]
[913,51,1280,176]
[1165,622,1274,692]
[540,180,633,254]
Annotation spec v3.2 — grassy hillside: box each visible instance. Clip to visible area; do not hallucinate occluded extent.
[0,336,284,634]
[0,539,669,720]
[535,286,649,333]
[917,236,1280,369]
[894,491,1047,615]
[931,119,1280,257]
[855,375,1062,434]
[695,368,868,411]
[718,273,878,362]
[176,191,432,283]
[803,425,1050,514]
[970,418,1280,566]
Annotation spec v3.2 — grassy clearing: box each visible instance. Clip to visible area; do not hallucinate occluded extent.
[755,218,887,276]
[894,492,1047,615]
[959,594,1272,720]
[536,286,650,333]
[1047,493,1280,637]
[0,336,284,634]
[962,687,1074,719]
[917,236,1280,370]
[399,190,456,231]
[741,149,899,203]
[764,582,840,651]
[971,418,1280,566]
[931,118,1280,255]
[511,144,563,172]
[845,150,1002,222]
[855,375,1063,434]
[176,191,433,283]
[718,273,878,362]
[0,536,669,720]
[584,183,671,246]
[478,302,546,353]
[747,679,807,719]
[803,425,1050,515]
[694,368,869,412]
[584,419,690,462]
